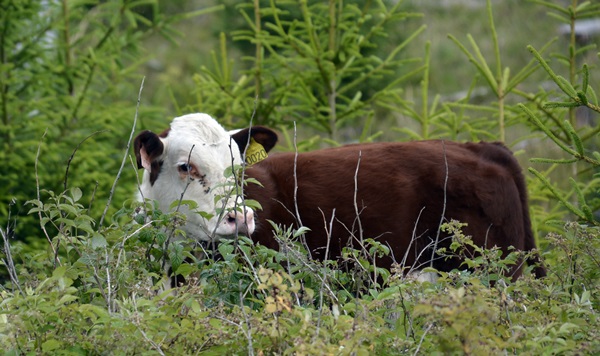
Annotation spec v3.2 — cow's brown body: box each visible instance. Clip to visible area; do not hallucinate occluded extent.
[244,140,544,278]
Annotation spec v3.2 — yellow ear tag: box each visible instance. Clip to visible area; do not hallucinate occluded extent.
[245,138,268,165]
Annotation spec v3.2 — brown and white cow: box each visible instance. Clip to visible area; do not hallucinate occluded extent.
[134,113,546,280]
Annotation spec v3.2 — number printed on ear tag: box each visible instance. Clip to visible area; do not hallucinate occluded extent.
[245,138,268,165]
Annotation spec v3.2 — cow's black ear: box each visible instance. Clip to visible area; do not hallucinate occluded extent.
[134,130,164,171]
[231,126,278,154]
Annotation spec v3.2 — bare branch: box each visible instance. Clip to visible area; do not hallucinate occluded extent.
[63,130,108,192]
[239,280,255,356]
[413,323,434,356]
[273,233,339,303]
[431,140,448,267]
[351,150,374,279]
[136,325,166,356]
[292,121,311,257]
[315,207,336,341]
[401,207,425,271]
[88,181,99,212]
[233,95,259,250]
[99,76,145,227]
[1,225,23,296]
[34,129,60,266]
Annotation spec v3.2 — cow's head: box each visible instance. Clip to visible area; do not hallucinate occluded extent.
[133,113,277,242]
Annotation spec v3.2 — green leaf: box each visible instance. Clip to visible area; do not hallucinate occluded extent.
[556,75,578,99]
[543,101,580,109]
[76,220,95,235]
[563,120,584,156]
[243,199,262,211]
[70,187,82,202]
[171,199,198,211]
[134,213,146,225]
[293,226,311,238]
[218,243,234,259]
[558,322,580,335]
[209,318,222,328]
[78,253,95,266]
[243,177,264,187]
[42,339,62,352]
[576,91,588,105]
[174,263,195,277]
[59,204,79,216]
[529,158,578,164]
[58,294,78,304]
[528,168,586,221]
[52,266,68,278]
[571,178,594,222]
[519,104,577,156]
[376,287,400,300]
[198,211,214,220]
[527,45,579,100]
[586,85,598,105]
[156,231,167,245]
[582,64,589,94]
[169,243,184,272]
[91,233,107,249]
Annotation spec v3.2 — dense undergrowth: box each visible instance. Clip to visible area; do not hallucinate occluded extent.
[1,0,600,354]
[1,207,599,354]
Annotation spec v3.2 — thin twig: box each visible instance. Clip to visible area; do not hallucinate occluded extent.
[91,264,110,309]
[1,226,23,296]
[235,95,259,248]
[129,293,166,353]
[63,130,108,192]
[334,216,379,286]
[88,181,99,212]
[238,240,260,289]
[431,140,448,267]
[413,323,434,356]
[400,207,426,271]
[315,207,335,341]
[34,129,60,266]
[274,235,339,303]
[105,249,112,313]
[99,76,145,227]
[239,279,255,356]
[292,121,310,258]
[136,325,166,356]
[213,312,257,356]
[352,151,369,273]
[116,220,155,270]
[131,155,146,203]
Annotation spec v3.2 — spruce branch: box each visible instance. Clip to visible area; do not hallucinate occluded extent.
[529,168,599,226]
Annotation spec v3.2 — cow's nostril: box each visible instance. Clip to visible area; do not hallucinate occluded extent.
[227,215,236,224]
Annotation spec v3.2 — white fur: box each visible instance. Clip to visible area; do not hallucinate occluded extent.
[139,113,254,242]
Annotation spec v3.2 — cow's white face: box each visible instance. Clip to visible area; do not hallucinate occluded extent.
[134,113,276,242]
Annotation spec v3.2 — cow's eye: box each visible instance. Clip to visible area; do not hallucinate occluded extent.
[177,162,201,180]
[178,163,191,173]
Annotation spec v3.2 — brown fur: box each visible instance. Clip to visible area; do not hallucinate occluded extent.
[241,140,545,279]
